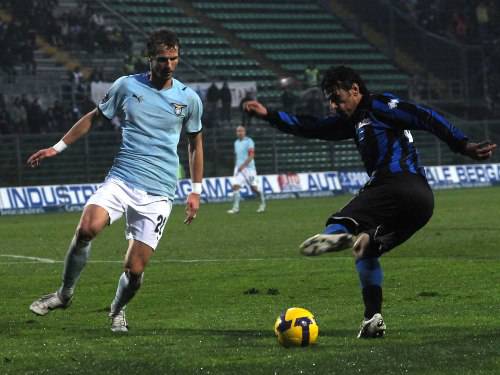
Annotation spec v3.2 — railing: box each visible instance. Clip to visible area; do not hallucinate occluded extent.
[1,120,498,187]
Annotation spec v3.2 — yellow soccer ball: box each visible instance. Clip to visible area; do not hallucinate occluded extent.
[274,307,319,347]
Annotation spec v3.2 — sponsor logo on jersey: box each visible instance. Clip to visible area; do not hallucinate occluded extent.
[132,93,144,103]
[172,103,186,116]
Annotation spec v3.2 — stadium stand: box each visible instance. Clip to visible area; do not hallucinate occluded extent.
[191,0,409,96]
[95,0,282,103]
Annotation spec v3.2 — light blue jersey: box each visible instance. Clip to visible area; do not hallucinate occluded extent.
[98,73,203,199]
[234,137,255,170]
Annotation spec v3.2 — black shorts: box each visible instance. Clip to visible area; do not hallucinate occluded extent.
[326,172,434,256]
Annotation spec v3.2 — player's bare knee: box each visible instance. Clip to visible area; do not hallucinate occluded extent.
[76,224,99,242]
[352,233,371,260]
[125,257,148,275]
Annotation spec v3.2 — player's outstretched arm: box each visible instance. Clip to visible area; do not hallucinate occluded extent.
[244,100,353,141]
[244,100,268,118]
[27,108,100,168]
[185,131,203,225]
[462,141,497,161]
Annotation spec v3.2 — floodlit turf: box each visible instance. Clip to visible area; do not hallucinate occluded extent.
[1,187,499,375]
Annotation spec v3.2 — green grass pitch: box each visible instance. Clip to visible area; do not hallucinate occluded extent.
[0,187,499,374]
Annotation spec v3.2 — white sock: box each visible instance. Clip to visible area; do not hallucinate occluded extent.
[257,189,266,205]
[233,190,241,210]
[59,235,91,300]
[110,272,143,315]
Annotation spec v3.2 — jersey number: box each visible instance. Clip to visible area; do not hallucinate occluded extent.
[155,215,167,236]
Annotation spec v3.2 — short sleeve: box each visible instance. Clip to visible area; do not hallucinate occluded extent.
[248,138,255,150]
[185,91,203,133]
[98,76,126,120]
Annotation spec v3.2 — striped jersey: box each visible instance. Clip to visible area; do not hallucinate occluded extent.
[265,93,468,179]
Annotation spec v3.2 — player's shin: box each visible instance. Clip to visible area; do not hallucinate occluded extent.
[110,271,144,315]
[355,257,383,319]
[59,235,92,300]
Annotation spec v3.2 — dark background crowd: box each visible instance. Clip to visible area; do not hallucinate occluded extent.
[0,0,499,135]
[395,0,499,44]
[0,0,131,82]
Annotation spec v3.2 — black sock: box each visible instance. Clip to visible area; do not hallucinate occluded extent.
[362,285,383,319]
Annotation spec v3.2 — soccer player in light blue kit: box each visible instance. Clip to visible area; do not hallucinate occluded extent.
[228,125,266,214]
[27,30,204,332]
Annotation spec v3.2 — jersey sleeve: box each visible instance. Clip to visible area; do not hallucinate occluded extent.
[98,76,127,120]
[185,90,203,133]
[248,138,255,150]
[264,111,354,141]
[372,95,468,153]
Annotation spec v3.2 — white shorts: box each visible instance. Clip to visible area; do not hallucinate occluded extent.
[233,167,259,187]
[85,178,172,250]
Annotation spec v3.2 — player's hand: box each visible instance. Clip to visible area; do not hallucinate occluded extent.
[244,100,268,118]
[26,147,58,168]
[184,192,200,225]
[463,141,497,161]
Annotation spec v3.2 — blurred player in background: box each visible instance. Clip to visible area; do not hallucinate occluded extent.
[244,65,496,338]
[27,29,204,332]
[227,125,266,214]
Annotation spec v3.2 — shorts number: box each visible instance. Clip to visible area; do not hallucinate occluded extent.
[155,215,167,236]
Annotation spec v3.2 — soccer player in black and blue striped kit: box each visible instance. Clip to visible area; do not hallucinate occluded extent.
[244,66,496,338]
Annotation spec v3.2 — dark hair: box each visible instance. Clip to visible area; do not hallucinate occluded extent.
[321,65,369,97]
[146,29,180,57]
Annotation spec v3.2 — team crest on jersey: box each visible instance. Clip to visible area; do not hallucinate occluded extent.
[172,103,187,116]
[388,98,399,109]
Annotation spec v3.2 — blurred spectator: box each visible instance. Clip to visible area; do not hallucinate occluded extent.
[475,1,491,42]
[281,87,297,113]
[304,64,320,87]
[220,81,232,123]
[89,66,104,82]
[49,100,66,131]
[9,97,28,133]
[205,82,220,127]
[27,98,46,133]
[0,107,12,134]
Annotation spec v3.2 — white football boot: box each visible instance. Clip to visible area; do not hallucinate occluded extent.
[109,310,128,333]
[227,208,239,214]
[256,203,266,213]
[357,313,386,338]
[29,292,72,316]
[300,233,356,256]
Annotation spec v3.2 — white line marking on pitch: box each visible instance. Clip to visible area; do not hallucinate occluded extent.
[0,254,58,263]
[0,255,328,265]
